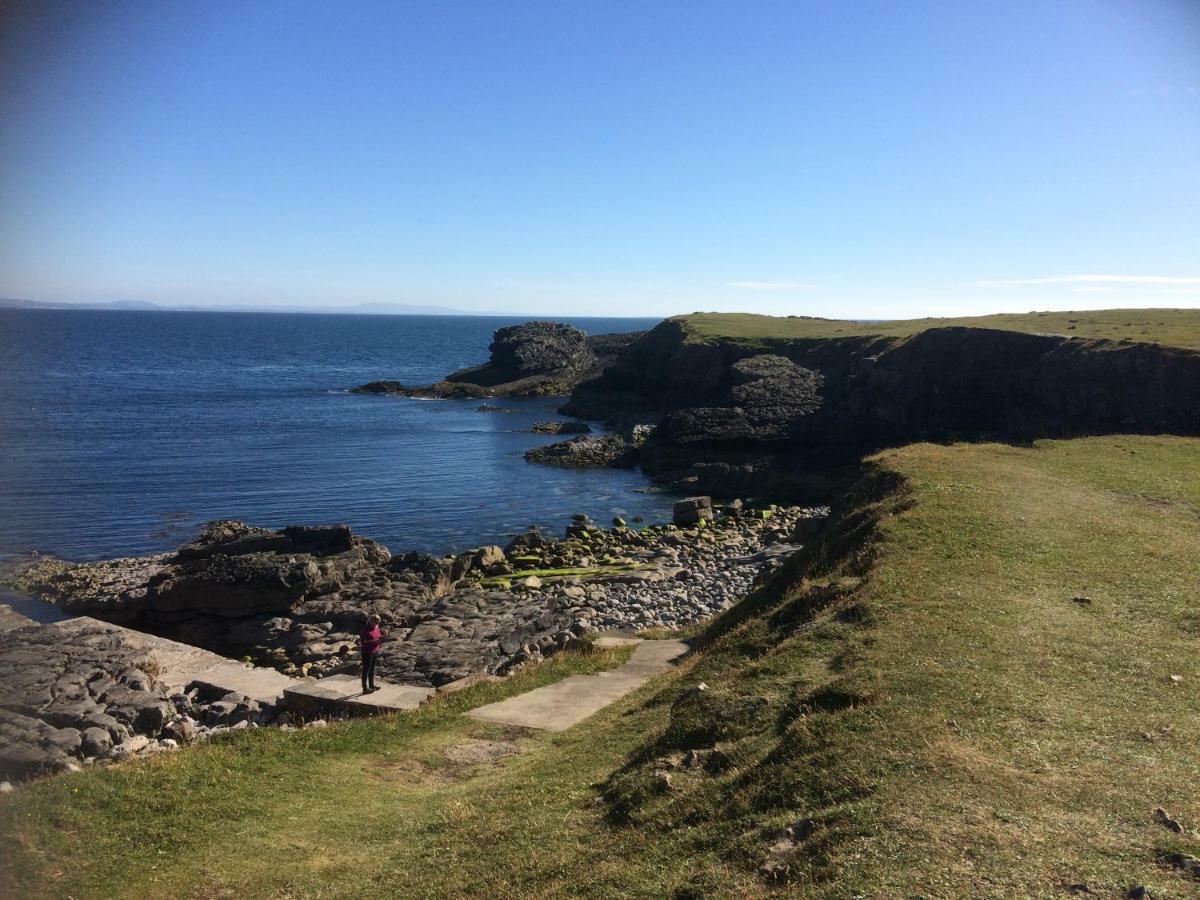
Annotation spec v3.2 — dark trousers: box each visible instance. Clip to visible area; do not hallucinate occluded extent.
[361,652,377,691]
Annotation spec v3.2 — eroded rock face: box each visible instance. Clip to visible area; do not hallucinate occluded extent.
[489,322,592,377]
[563,319,1200,499]
[728,355,824,437]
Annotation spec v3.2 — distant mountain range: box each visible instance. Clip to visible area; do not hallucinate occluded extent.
[0,297,495,316]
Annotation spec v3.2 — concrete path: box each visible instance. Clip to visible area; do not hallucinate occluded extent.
[466,638,689,732]
[53,616,295,705]
[283,674,434,715]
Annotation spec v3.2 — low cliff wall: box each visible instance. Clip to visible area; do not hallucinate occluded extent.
[564,318,1200,499]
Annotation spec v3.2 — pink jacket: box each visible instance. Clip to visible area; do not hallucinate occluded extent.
[360,625,383,656]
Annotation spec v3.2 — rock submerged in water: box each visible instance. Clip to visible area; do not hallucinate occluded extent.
[524,425,652,469]
[529,420,592,435]
[350,380,407,395]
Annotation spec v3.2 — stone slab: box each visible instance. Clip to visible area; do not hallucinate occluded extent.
[283,675,435,715]
[51,616,294,705]
[467,639,688,732]
[592,636,643,649]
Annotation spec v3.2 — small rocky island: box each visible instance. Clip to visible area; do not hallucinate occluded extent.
[352,321,644,398]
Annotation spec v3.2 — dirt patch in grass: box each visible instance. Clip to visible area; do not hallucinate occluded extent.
[442,738,522,767]
[364,756,449,785]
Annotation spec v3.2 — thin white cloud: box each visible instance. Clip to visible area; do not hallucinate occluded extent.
[972,274,1200,289]
[728,280,819,291]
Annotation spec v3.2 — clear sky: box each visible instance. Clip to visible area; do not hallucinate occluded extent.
[1,1,1197,318]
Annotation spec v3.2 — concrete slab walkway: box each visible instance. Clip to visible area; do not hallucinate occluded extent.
[466,638,689,732]
[282,674,435,716]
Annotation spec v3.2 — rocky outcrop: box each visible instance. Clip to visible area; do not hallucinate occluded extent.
[479,321,593,380]
[353,323,645,399]
[523,426,651,468]
[529,420,592,435]
[562,317,1200,499]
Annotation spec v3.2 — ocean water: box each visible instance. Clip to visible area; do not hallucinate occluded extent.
[0,309,672,561]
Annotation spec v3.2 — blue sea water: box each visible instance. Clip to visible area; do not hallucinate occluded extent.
[0,309,672,561]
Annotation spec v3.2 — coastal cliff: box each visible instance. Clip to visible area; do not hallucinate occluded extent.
[559,313,1200,497]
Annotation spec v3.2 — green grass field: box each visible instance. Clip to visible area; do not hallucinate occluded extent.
[3,436,1199,897]
[678,307,1200,350]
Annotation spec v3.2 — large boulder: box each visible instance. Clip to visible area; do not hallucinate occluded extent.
[673,497,714,526]
[728,355,824,437]
[488,322,593,378]
[148,553,319,617]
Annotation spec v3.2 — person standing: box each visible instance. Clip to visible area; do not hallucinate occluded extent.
[359,614,383,693]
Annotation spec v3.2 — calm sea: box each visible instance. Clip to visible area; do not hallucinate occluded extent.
[0,309,672,561]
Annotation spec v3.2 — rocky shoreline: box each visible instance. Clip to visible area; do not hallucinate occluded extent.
[0,500,824,782]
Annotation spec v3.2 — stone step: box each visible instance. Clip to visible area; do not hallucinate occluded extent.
[282,675,435,717]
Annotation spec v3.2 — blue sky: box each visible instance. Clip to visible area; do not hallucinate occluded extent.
[1,0,1197,318]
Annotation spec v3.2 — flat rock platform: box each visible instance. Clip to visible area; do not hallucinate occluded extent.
[53,616,294,705]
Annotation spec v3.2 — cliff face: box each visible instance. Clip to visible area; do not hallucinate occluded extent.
[562,318,1200,498]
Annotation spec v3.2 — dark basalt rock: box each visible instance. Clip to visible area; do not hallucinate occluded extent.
[524,426,652,469]
[350,380,407,395]
[489,322,593,377]
[353,324,645,399]
[562,318,1200,500]
[529,420,592,435]
[148,554,319,617]
[728,355,824,436]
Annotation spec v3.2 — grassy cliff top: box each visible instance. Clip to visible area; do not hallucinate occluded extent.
[3,436,1200,897]
[677,307,1200,349]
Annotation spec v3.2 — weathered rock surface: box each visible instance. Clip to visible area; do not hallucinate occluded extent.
[0,619,281,780]
[529,420,592,435]
[523,427,651,468]
[5,501,821,688]
[354,322,644,399]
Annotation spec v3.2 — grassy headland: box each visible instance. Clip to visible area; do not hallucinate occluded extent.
[3,436,1199,897]
[679,307,1200,349]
